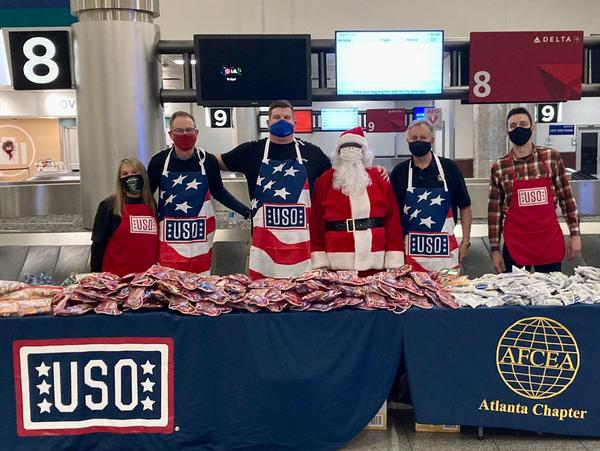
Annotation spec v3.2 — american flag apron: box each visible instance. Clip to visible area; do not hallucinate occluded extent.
[248,139,311,279]
[157,148,215,275]
[402,153,459,272]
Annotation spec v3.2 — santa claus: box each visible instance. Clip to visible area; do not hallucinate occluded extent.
[310,127,404,274]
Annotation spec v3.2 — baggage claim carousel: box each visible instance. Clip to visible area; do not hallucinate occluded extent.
[1,175,600,282]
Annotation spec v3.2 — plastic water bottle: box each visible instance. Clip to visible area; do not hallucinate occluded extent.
[228,211,236,225]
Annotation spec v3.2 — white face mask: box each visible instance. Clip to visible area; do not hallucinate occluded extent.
[339,146,363,162]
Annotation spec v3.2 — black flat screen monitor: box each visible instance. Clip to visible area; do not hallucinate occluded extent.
[336,30,444,97]
[194,34,312,106]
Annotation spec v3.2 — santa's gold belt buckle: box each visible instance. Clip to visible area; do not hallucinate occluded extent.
[346,218,356,232]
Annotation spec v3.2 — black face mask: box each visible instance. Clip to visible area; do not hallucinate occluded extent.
[408,141,432,157]
[120,174,144,195]
[508,127,532,146]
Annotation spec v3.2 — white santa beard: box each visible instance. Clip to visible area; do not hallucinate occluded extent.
[332,160,371,197]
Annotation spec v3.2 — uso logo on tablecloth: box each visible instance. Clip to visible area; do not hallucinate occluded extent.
[13,337,174,436]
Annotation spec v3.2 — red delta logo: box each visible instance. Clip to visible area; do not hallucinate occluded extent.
[517,187,548,207]
[130,216,157,234]
[13,337,174,436]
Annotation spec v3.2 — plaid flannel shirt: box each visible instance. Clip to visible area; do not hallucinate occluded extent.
[488,145,580,252]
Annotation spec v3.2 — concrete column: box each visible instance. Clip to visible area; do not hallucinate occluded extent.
[472,104,509,178]
[71,0,164,228]
[232,107,260,148]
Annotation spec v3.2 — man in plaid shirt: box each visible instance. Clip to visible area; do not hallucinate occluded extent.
[488,107,581,273]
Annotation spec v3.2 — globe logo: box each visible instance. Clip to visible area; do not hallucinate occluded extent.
[496,317,579,400]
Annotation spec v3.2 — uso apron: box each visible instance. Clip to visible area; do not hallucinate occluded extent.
[102,202,158,276]
[402,153,459,272]
[503,150,565,266]
[248,139,312,279]
[158,148,215,274]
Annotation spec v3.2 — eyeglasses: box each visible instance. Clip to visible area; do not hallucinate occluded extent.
[171,128,197,135]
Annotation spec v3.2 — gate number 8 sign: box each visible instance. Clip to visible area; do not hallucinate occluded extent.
[468,31,583,103]
[8,30,72,90]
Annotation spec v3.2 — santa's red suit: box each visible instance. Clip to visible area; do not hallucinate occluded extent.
[310,167,405,271]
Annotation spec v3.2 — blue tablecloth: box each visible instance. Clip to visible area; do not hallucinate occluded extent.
[6,303,600,449]
[403,304,600,436]
[0,310,404,451]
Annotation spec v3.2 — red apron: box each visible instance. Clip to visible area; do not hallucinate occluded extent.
[503,151,565,266]
[102,203,158,276]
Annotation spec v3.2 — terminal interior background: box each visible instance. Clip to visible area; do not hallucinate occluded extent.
[2,0,600,280]
[2,0,600,448]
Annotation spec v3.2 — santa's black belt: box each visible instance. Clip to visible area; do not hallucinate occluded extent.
[325,217,385,232]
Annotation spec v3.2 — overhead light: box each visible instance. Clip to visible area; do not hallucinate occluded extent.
[173,59,197,65]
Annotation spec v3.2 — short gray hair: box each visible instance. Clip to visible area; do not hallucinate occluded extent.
[407,119,434,138]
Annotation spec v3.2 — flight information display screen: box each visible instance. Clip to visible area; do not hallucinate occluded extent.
[194,34,311,106]
[336,30,444,96]
[321,108,359,131]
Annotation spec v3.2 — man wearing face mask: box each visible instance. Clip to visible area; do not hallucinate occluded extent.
[310,127,404,273]
[488,107,581,273]
[147,111,250,274]
[390,119,472,272]
[216,100,331,279]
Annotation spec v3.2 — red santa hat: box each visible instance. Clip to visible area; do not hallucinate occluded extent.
[335,126,368,153]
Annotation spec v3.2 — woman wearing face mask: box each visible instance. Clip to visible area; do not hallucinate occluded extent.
[310,127,405,275]
[390,119,472,272]
[488,107,581,274]
[90,158,158,276]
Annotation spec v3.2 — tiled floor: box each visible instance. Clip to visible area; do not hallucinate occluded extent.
[342,409,600,450]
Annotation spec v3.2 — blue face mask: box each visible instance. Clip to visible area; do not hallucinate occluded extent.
[269,119,294,138]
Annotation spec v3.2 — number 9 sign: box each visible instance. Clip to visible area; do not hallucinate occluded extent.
[536,103,559,123]
[208,108,232,128]
[8,30,72,90]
